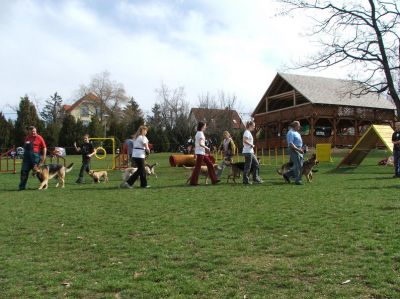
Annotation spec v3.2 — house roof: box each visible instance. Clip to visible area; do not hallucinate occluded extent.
[190,107,244,129]
[63,92,100,112]
[254,73,396,115]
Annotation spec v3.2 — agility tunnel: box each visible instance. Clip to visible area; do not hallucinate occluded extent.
[169,154,216,167]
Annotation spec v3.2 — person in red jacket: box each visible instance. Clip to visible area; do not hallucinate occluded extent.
[18,126,47,190]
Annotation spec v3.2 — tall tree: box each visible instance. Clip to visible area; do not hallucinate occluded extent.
[58,115,77,154]
[0,112,14,150]
[14,95,44,146]
[154,83,193,150]
[78,71,129,121]
[40,92,64,148]
[40,92,64,125]
[278,0,400,114]
[87,115,103,138]
[122,97,144,137]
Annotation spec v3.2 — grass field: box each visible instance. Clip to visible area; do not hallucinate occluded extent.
[1,151,400,298]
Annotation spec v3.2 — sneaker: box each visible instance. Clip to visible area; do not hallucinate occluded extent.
[283,174,290,183]
[75,178,83,184]
[253,179,264,184]
[243,181,252,185]
[295,181,303,185]
[213,180,221,185]
[141,185,151,189]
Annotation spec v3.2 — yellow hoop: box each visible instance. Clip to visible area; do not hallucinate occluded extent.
[94,147,107,160]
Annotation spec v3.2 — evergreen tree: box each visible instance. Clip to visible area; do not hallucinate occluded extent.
[87,115,103,138]
[40,92,64,148]
[14,95,44,146]
[40,92,64,125]
[0,112,14,150]
[121,97,144,137]
[58,115,77,154]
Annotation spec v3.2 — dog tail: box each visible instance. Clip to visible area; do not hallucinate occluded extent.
[66,163,74,173]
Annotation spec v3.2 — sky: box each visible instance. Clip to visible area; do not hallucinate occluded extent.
[0,0,346,120]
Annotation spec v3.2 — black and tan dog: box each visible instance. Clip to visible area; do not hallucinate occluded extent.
[32,163,74,190]
[88,170,109,183]
[277,154,319,183]
[224,159,260,183]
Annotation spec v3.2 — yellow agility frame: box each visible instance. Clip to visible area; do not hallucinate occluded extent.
[89,137,116,170]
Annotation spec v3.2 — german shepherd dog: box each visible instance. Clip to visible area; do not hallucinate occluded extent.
[184,164,220,184]
[277,154,319,183]
[224,158,260,183]
[32,163,74,190]
[88,170,109,183]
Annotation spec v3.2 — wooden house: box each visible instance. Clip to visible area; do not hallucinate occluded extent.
[252,73,396,148]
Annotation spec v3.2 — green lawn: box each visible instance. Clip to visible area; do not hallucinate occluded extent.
[1,151,399,298]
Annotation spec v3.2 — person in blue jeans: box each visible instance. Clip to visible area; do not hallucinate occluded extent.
[392,122,400,178]
[242,121,263,185]
[284,121,304,185]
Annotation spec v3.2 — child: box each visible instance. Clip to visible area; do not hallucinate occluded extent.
[74,134,95,183]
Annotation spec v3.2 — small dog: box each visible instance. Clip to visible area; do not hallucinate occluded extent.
[32,163,74,190]
[88,170,109,183]
[121,167,138,183]
[184,164,220,184]
[145,162,158,178]
[277,154,319,183]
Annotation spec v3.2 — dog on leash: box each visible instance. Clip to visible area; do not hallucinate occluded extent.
[224,159,260,183]
[88,170,109,183]
[145,162,158,178]
[277,154,319,183]
[184,164,220,184]
[32,163,74,190]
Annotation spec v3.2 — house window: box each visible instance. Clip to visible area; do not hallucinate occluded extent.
[95,107,101,116]
[81,106,89,117]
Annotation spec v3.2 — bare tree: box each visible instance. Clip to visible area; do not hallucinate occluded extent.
[154,82,194,150]
[277,0,400,114]
[78,71,128,121]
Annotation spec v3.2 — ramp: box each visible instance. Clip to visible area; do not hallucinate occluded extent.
[336,124,393,168]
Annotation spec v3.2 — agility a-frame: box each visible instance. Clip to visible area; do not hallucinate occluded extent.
[336,124,393,168]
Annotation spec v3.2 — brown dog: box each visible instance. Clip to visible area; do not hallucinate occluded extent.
[88,170,109,183]
[184,164,220,184]
[32,163,74,190]
[277,154,319,183]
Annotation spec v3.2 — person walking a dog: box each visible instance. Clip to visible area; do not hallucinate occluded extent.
[242,121,263,185]
[217,131,236,178]
[123,125,151,188]
[392,122,400,178]
[284,121,304,185]
[74,134,95,184]
[190,121,220,186]
[18,126,47,191]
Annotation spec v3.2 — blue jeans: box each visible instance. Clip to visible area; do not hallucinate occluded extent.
[286,149,304,183]
[243,153,260,183]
